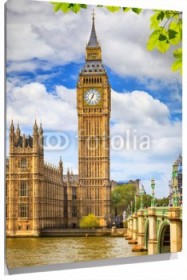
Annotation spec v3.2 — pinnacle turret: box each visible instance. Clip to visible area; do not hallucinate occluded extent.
[16,124,20,139]
[33,119,38,133]
[9,120,15,148]
[59,156,63,168]
[39,123,43,135]
[67,168,70,181]
[10,120,14,134]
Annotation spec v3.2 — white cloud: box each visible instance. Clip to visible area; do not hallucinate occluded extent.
[111,90,170,126]
[7,61,40,72]
[7,81,77,131]
[7,23,54,61]
[110,89,181,160]
[6,0,182,83]
[6,0,87,66]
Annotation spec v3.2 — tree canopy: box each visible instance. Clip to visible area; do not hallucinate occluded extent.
[111,183,165,216]
[79,213,99,228]
[156,196,169,206]
[51,3,182,74]
[111,183,136,216]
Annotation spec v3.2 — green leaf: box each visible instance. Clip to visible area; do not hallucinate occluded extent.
[168,29,178,40]
[60,3,71,13]
[51,2,87,13]
[171,58,182,74]
[173,48,182,59]
[80,4,87,9]
[178,19,183,40]
[150,12,160,29]
[150,10,166,30]
[157,11,165,21]
[157,39,170,53]
[147,29,160,51]
[156,28,170,52]
[70,4,81,13]
[123,7,131,12]
[131,8,142,15]
[159,34,167,41]
[168,21,181,45]
[51,2,63,12]
[165,10,172,19]
[106,6,121,12]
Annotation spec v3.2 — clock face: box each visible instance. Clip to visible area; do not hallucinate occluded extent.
[84,89,101,105]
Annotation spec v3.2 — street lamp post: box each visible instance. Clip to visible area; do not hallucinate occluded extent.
[151,178,156,207]
[139,187,144,209]
[134,194,137,213]
[130,200,133,214]
[173,186,180,207]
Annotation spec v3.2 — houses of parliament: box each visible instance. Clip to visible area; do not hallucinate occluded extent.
[6,14,111,236]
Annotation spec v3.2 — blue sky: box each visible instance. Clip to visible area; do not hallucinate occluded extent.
[6,0,182,197]
[8,61,182,121]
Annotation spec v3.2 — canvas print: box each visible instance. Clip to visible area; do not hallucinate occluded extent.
[5,0,182,271]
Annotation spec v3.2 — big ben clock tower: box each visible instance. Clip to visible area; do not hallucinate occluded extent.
[77,12,111,226]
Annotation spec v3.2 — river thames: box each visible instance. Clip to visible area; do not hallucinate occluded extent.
[6,237,146,269]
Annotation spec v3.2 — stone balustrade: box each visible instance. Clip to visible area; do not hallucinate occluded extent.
[125,206,182,254]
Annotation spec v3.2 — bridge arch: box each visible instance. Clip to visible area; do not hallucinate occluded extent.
[144,218,149,250]
[158,220,171,254]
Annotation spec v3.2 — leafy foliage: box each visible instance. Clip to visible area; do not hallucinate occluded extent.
[51,2,142,15]
[105,6,121,13]
[50,3,182,74]
[79,213,99,228]
[156,196,169,206]
[51,2,87,13]
[111,184,136,215]
[136,194,152,210]
[111,183,160,216]
[147,10,182,74]
[172,48,182,73]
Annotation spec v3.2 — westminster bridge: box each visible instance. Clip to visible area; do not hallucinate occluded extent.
[124,206,182,254]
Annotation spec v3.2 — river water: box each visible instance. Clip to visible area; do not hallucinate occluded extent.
[6,237,146,269]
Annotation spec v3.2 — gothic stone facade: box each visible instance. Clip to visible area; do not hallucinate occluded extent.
[6,121,80,236]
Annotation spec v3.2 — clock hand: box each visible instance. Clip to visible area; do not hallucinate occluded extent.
[89,93,95,101]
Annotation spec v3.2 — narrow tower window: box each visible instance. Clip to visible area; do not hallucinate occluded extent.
[19,181,28,196]
[19,204,28,218]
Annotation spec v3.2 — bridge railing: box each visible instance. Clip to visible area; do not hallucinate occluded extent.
[125,206,182,255]
[155,206,169,217]
[126,205,182,220]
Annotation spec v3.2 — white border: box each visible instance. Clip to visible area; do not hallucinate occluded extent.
[1,0,187,279]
